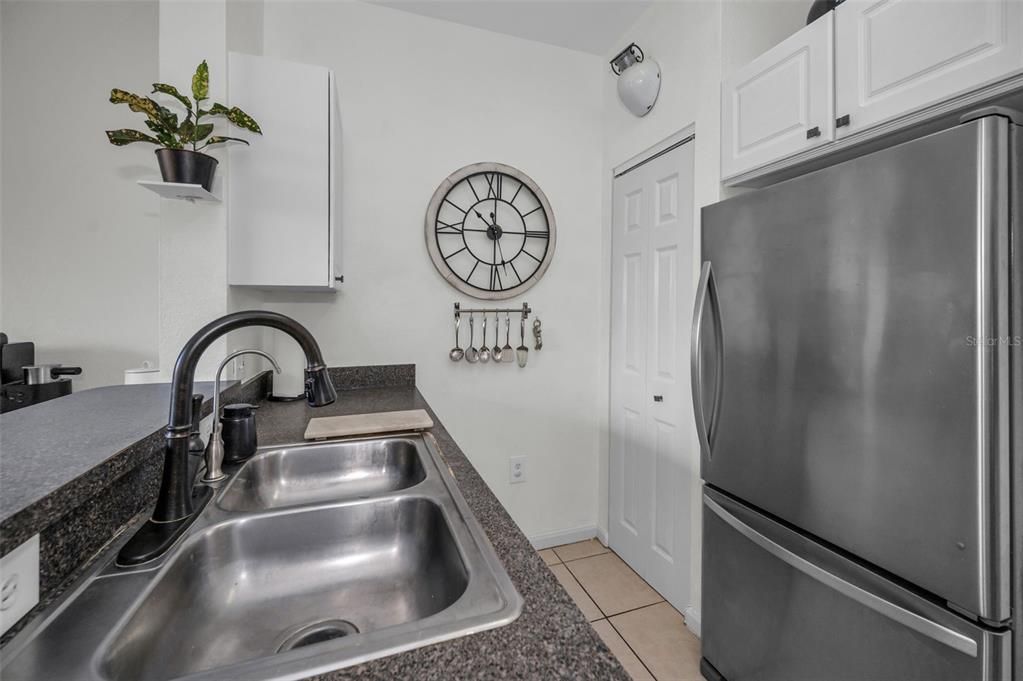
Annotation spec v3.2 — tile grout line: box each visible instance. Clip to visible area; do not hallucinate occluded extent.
[600,599,667,620]
[557,559,665,631]
[545,547,668,681]
[606,613,661,681]
[544,546,693,681]
[561,557,665,620]
[556,562,605,622]
[587,613,659,681]
[548,549,668,622]
[557,550,610,565]
[560,547,646,583]
[550,539,610,565]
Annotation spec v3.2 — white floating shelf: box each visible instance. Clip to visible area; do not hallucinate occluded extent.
[138,180,220,203]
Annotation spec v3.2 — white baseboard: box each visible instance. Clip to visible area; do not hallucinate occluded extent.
[683,606,701,638]
[596,526,609,547]
[529,526,599,550]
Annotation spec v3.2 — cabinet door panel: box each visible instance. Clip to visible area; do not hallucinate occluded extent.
[228,53,333,289]
[721,14,834,180]
[835,0,1023,137]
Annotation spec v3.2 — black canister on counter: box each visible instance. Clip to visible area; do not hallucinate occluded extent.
[221,403,258,464]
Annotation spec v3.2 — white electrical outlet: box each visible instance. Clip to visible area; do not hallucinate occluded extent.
[509,456,527,484]
[0,535,39,635]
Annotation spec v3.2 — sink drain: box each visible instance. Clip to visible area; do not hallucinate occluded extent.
[276,619,360,653]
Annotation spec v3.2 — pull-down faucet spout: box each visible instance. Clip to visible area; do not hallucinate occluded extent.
[117,310,336,566]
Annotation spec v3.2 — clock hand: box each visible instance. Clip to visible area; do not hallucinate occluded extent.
[486,211,509,272]
[496,237,508,272]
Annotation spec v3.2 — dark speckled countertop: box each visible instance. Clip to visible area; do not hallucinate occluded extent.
[255,385,627,680]
[0,381,228,524]
[0,367,625,679]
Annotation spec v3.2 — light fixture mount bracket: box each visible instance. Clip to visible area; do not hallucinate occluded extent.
[610,43,644,75]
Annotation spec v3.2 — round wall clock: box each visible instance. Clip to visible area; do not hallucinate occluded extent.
[425,162,556,300]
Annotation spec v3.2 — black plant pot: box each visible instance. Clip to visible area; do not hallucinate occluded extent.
[155,149,219,192]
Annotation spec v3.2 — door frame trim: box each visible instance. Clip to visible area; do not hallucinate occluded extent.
[606,125,698,613]
[612,124,697,178]
[615,133,696,178]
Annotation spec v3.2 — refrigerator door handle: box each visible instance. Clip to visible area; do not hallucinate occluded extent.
[691,261,724,459]
[703,496,980,658]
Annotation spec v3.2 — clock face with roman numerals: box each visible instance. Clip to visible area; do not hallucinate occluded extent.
[425,162,556,300]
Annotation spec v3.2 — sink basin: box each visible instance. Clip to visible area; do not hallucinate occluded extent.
[0,433,521,681]
[101,499,467,681]
[218,437,426,511]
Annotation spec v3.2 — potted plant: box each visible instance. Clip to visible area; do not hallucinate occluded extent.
[105,60,261,191]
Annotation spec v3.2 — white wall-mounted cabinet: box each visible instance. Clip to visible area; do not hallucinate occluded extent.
[720,14,834,180]
[722,0,1023,184]
[227,52,340,291]
[835,0,1023,137]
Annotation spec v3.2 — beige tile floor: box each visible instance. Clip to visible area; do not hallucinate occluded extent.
[541,539,705,681]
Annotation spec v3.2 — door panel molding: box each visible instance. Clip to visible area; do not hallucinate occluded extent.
[610,137,696,612]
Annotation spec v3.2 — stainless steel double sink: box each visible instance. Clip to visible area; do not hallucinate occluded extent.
[1,434,522,681]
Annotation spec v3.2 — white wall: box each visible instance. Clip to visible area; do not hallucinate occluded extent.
[596,0,805,621]
[1,1,160,390]
[0,0,807,588]
[156,0,238,384]
[253,1,605,541]
[0,0,5,328]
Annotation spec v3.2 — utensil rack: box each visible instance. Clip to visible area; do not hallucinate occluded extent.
[450,301,538,367]
[453,302,531,320]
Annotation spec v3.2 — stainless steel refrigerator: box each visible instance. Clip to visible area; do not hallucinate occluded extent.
[694,112,1020,681]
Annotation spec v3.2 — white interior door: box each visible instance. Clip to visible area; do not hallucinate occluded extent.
[609,140,695,611]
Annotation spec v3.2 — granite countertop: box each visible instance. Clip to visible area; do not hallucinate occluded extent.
[254,385,628,680]
[0,381,233,526]
[0,368,626,679]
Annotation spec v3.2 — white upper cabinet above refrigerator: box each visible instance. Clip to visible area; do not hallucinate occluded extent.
[720,14,834,181]
[721,0,1023,186]
[227,53,340,291]
[834,0,1023,138]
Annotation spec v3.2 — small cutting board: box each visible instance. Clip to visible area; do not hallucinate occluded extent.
[303,409,434,440]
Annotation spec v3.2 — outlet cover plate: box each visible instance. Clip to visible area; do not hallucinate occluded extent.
[0,535,40,635]
[509,456,527,484]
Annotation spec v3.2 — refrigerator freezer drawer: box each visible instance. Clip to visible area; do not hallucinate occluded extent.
[702,488,1012,681]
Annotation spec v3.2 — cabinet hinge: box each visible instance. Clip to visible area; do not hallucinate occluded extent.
[806,126,821,139]
[836,114,851,128]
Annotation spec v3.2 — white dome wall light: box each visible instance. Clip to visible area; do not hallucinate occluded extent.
[611,43,660,117]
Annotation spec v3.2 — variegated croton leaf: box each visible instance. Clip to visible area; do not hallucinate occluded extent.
[205,136,250,146]
[109,89,178,133]
[144,120,182,148]
[207,103,262,134]
[105,129,162,146]
[193,123,214,141]
[177,119,195,142]
[151,83,191,110]
[108,61,261,152]
[192,60,209,102]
